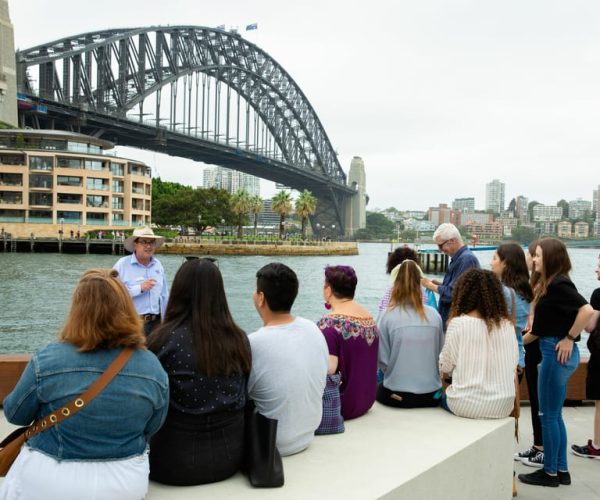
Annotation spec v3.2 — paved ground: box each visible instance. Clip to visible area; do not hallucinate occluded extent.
[514,404,600,499]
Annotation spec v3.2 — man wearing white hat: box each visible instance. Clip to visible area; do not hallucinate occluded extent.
[113,227,169,335]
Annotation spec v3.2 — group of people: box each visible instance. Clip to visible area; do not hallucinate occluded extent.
[1,224,598,498]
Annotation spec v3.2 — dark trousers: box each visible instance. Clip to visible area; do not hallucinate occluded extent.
[150,407,245,486]
[524,340,543,447]
[143,317,161,336]
[376,383,440,409]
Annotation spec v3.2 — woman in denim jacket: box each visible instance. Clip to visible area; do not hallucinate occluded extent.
[1,269,169,500]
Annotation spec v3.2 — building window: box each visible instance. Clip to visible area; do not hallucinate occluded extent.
[86,178,109,191]
[0,154,25,165]
[29,156,54,171]
[87,195,108,208]
[57,211,81,223]
[29,192,53,206]
[112,213,124,222]
[112,179,124,193]
[28,210,52,221]
[110,163,124,176]
[112,197,124,210]
[57,175,82,187]
[57,193,82,204]
[40,139,67,151]
[0,173,23,186]
[0,192,22,204]
[132,182,145,194]
[29,174,53,189]
[84,160,104,171]
[57,157,83,169]
[86,212,107,223]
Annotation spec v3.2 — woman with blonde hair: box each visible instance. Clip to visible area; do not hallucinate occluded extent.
[1,269,169,500]
[439,269,518,418]
[377,260,444,408]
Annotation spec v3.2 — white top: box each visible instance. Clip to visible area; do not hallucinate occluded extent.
[439,315,518,419]
[248,316,329,456]
[377,305,444,393]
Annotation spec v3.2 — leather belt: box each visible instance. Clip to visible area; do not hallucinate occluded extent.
[140,314,160,322]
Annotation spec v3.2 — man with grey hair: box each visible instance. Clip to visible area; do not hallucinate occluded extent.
[421,223,480,327]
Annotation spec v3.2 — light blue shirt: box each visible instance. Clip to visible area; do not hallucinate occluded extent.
[502,285,529,368]
[113,253,169,316]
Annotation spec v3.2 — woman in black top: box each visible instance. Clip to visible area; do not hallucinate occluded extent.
[519,238,593,488]
[147,259,251,485]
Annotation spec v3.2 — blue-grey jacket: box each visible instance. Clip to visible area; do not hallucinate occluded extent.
[3,342,169,461]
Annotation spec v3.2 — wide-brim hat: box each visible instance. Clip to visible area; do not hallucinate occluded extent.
[124,227,165,253]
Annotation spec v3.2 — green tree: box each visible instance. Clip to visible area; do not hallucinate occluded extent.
[152,177,189,199]
[272,191,293,239]
[528,201,541,222]
[294,190,317,239]
[231,189,250,238]
[354,212,395,240]
[557,199,569,219]
[510,225,537,244]
[249,195,263,237]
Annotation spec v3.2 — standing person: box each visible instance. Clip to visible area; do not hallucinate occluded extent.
[0,269,169,500]
[377,260,444,408]
[421,223,480,327]
[147,259,251,485]
[114,227,169,335]
[318,265,379,419]
[439,269,518,418]
[490,243,533,372]
[516,240,545,467]
[519,238,594,488]
[571,254,600,460]
[248,263,329,456]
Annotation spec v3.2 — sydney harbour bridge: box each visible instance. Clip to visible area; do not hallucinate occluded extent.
[15,26,365,235]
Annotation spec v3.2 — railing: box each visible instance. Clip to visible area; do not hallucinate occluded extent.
[27,217,54,224]
[0,216,26,223]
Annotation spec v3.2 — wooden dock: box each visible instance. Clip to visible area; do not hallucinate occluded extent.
[1,236,125,255]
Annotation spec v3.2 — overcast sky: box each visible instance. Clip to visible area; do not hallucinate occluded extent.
[9,0,600,211]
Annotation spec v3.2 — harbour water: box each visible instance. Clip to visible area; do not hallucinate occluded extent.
[0,243,598,354]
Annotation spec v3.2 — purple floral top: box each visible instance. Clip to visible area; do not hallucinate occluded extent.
[317,314,379,420]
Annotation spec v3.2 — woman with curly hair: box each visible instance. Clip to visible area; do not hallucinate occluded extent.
[439,268,518,418]
[519,238,594,488]
[318,265,379,420]
[377,260,444,408]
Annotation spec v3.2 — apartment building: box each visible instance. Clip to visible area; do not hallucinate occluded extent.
[0,130,152,237]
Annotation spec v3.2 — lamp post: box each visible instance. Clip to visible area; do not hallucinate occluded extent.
[197,214,202,239]
[331,224,336,241]
[316,223,321,243]
[59,218,64,241]
[221,218,225,238]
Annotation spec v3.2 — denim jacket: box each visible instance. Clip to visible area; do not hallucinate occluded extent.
[3,342,169,461]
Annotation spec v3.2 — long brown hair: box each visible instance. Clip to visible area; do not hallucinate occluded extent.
[527,239,541,291]
[496,242,533,302]
[147,259,251,376]
[449,269,509,331]
[533,238,572,305]
[389,260,426,320]
[59,269,145,351]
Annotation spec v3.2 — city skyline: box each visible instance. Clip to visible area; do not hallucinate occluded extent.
[9,0,600,209]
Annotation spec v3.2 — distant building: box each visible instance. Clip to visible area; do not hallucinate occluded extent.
[496,214,519,237]
[465,221,503,240]
[593,188,598,215]
[452,197,475,213]
[533,205,562,222]
[462,211,494,225]
[0,0,17,127]
[485,179,505,214]
[557,221,572,238]
[346,156,367,235]
[568,198,591,220]
[0,129,152,238]
[257,199,280,231]
[428,203,459,226]
[515,195,529,222]
[538,221,557,235]
[203,166,260,196]
[573,221,589,239]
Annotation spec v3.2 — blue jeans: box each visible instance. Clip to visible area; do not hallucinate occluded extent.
[538,337,580,474]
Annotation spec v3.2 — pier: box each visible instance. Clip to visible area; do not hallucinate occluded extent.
[1,235,125,255]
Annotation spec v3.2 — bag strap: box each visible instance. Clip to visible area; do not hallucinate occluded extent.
[25,347,134,440]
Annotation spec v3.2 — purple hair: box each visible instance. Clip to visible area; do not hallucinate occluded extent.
[324,265,357,299]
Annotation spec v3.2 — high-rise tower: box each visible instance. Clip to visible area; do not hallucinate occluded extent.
[345,156,367,236]
[0,0,17,127]
[485,179,505,214]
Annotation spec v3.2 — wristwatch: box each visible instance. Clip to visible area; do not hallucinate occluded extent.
[566,333,576,341]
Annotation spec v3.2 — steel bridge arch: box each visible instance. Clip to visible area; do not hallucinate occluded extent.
[16,26,348,187]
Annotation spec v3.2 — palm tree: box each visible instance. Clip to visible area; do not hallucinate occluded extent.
[295,190,317,239]
[231,189,250,239]
[271,191,293,240]
[249,195,263,238]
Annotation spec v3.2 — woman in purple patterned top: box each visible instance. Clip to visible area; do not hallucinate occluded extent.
[318,265,379,420]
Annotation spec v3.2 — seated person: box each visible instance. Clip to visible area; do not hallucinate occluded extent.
[319,265,378,419]
[248,263,329,456]
[147,259,251,486]
[377,260,444,408]
[439,269,518,418]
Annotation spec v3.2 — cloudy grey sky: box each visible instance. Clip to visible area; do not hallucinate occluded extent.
[9,0,600,211]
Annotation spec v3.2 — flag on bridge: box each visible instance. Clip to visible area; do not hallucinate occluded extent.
[246,23,258,31]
